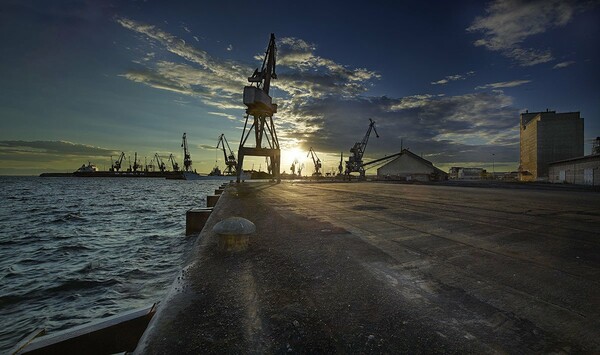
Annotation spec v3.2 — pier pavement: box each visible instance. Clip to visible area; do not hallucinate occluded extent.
[136,181,600,353]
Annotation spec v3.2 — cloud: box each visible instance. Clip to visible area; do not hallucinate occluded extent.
[475,79,531,90]
[226,44,233,51]
[431,71,475,85]
[207,111,238,121]
[553,60,576,69]
[116,18,521,169]
[467,0,579,66]
[0,140,118,157]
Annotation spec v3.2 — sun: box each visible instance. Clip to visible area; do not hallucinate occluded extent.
[281,145,306,174]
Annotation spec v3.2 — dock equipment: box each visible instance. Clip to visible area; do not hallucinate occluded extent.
[168,154,180,172]
[307,147,322,176]
[182,133,193,172]
[216,134,237,175]
[132,152,141,172]
[110,152,126,172]
[237,33,281,182]
[153,153,166,172]
[345,118,379,178]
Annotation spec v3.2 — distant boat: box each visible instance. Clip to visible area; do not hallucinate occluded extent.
[76,162,98,173]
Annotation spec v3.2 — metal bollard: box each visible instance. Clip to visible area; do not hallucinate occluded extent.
[213,217,256,252]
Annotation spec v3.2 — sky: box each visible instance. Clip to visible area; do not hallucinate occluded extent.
[0,0,599,175]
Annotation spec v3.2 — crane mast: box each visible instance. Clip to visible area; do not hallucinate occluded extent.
[307,147,322,176]
[154,153,166,172]
[237,33,281,182]
[168,154,179,172]
[346,118,379,178]
[133,152,141,172]
[338,152,343,175]
[216,134,237,175]
[110,152,126,172]
[181,133,192,172]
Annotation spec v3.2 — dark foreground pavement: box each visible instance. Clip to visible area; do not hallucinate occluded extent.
[136,181,600,353]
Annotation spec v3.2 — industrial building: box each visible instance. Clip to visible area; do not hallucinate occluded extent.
[448,167,486,180]
[548,154,600,186]
[377,149,447,181]
[519,110,583,181]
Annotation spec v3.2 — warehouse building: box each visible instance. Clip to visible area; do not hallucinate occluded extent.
[377,149,447,181]
[519,110,583,181]
[548,154,600,186]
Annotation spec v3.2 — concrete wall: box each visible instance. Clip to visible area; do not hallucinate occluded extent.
[548,156,600,186]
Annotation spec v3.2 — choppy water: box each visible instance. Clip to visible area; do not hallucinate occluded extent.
[0,176,223,352]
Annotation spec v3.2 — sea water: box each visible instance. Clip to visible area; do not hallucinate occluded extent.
[0,176,223,352]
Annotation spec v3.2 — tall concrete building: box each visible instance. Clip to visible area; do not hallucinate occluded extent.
[519,110,583,181]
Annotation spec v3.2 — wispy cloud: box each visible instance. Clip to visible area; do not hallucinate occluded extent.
[116,17,521,167]
[208,111,238,121]
[0,140,118,157]
[226,44,233,51]
[467,0,580,66]
[475,79,531,90]
[431,71,475,85]
[553,60,575,69]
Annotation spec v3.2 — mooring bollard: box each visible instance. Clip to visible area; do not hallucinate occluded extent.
[213,217,256,252]
[186,207,213,236]
[206,195,220,208]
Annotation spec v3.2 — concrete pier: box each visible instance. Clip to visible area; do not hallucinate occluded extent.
[137,181,600,353]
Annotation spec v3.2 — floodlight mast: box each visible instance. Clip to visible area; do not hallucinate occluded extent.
[237,33,281,182]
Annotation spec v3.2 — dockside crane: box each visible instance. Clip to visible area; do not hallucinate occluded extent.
[133,152,141,172]
[216,134,237,175]
[237,33,281,182]
[290,158,298,175]
[168,154,179,172]
[182,133,192,172]
[307,147,322,176]
[338,152,343,175]
[346,118,379,178]
[154,153,166,172]
[110,152,126,172]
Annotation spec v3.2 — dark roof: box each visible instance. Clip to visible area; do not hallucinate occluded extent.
[548,154,600,165]
[381,149,447,176]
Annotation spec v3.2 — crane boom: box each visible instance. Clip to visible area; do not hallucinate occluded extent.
[307,147,322,176]
[168,154,179,171]
[181,133,192,172]
[216,134,237,175]
[154,153,166,172]
[111,152,126,172]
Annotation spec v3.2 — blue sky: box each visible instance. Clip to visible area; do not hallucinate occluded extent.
[1,0,598,175]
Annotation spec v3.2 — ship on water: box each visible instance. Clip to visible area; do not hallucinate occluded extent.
[39,133,248,180]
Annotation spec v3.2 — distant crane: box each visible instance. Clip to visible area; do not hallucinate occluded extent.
[168,154,179,172]
[154,153,166,172]
[133,152,141,172]
[237,33,281,182]
[346,118,379,178]
[290,158,299,175]
[338,152,343,175]
[110,152,126,172]
[216,134,237,175]
[297,163,304,177]
[307,147,322,176]
[181,133,192,172]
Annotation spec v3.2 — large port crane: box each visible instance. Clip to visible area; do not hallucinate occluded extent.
[154,153,166,172]
[168,154,179,172]
[181,133,192,172]
[110,152,126,172]
[338,152,344,175]
[132,152,141,172]
[307,147,322,176]
[216,134,237,175]
[237,33,281,182]
[346,118,379,178]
